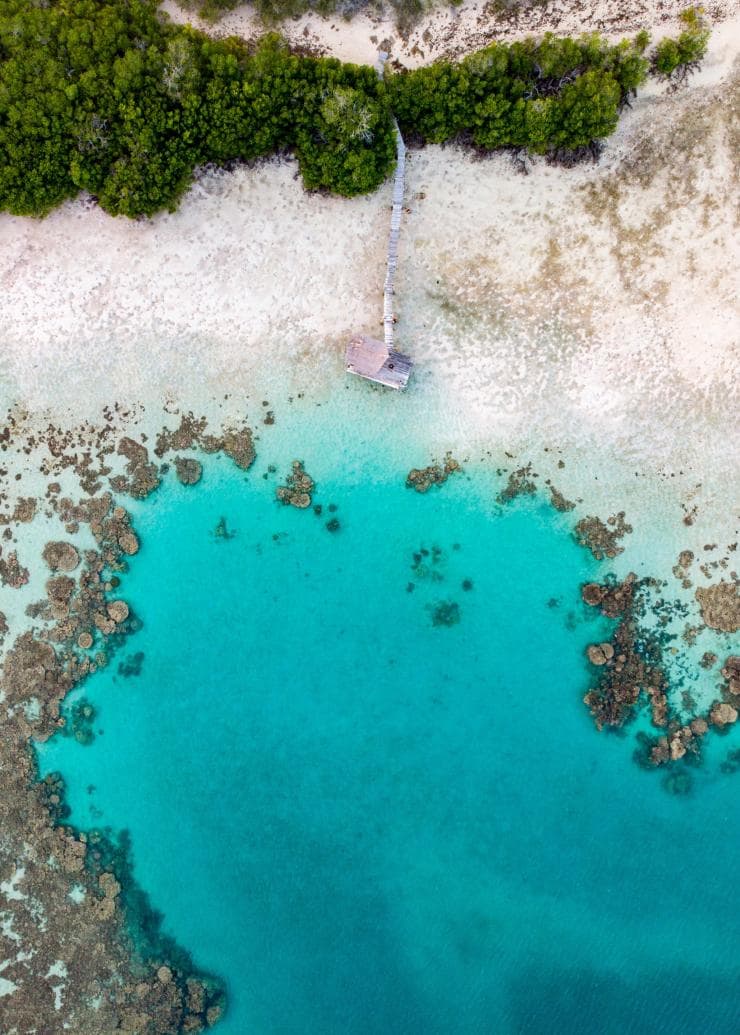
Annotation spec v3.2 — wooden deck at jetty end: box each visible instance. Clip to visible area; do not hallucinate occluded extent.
[346,334,413,390]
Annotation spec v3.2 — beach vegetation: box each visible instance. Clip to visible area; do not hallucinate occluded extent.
[0,4,394,215]
[388,32,649,153]
[295,60,397,195]
[0,1,708,220]
[184,0,241,21]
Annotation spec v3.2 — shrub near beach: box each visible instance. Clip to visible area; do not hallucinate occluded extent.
[653,7,711,80]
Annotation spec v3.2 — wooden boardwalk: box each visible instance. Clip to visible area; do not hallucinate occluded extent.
[383,119,406,352]
[345,53,413,390]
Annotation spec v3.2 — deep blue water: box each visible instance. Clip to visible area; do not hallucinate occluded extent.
[38,451,740,1035]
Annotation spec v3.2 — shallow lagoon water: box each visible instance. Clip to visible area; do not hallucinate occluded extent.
[38,436,740,1035]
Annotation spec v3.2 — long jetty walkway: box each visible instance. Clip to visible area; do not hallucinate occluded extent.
[378,51,407,351]
[383,112,406,352]
[345,53,413,390]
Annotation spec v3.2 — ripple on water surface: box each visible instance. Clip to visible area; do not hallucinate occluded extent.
[38,459,740,1035]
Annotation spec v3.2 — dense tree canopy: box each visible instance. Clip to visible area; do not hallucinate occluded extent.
[0,2,394,215]
[387,32,649,152]
[0,1,708,219]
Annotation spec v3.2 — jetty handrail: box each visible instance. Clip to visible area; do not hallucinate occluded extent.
[376,52,406,353]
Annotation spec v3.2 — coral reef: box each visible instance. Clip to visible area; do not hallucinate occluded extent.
[548,484,576,512]
[174,456,203,486]
[720,656,740,698]
[411,544,445,583]
[155,415,255,472]
[0,496,37,524]
[672,549,694,588]
[406,453,461,493]
[695,579,740,633]
[109,437,162,499]
[0,546,30,587]
[42,541,80,572]
[0,412,262,1033]
[709,701,738,728]
[66,697,96,745]
[221,429,256,470]
[276,460,315,509]
[496,463,537,504]
[581,574,668,731]
[118,651,145,678]
[574,511,632,560]
[581,575,637,619]
[586,641,614,665]
[584,573,740,773]
[429,600,461,627]
[214,517,236,540]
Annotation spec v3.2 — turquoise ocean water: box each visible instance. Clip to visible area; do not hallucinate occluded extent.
[37,414,739,1035]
